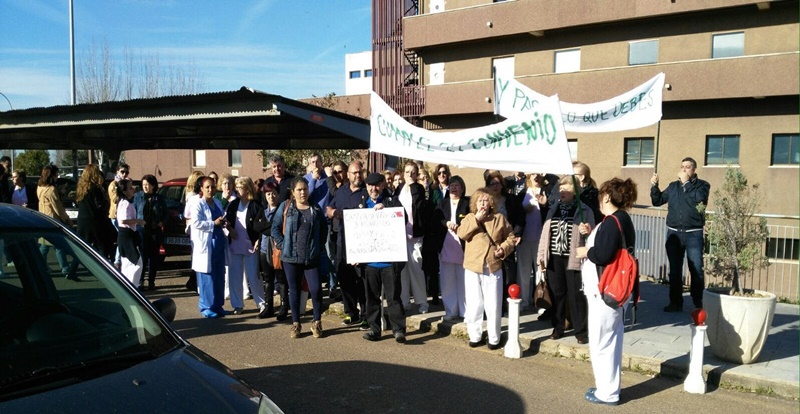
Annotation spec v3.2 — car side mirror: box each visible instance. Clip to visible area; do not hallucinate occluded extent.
[151,297,177,322]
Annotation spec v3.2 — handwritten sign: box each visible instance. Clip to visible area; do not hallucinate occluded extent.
[343,207,408,264]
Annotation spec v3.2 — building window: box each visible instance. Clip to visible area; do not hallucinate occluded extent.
[629,40,658,65]
[193,150,206,167]
[624,137,655,165]
[705,135,740,165]
[767,237,799,261]
[492,56,515,82]
[568,139,578,161]
[554,49,580,73]
[712,32,744,58]
[771,133,799,165]
[364,69,373,78]
[228,149,242,167]
[349,71,361,79]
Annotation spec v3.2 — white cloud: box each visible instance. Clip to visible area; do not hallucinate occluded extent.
[0,67,70,109]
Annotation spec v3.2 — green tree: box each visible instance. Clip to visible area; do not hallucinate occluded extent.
[57,150,89,168]
[14,150,51,177]
[705,167,770,295]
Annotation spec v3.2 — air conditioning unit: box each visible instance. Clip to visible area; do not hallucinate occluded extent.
[430,0,445,13]
[428,63,444,85]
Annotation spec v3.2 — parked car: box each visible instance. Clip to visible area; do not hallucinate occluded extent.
[22,176,79,222]
[156,178,192,257]
[156,177,224,258]
[0,203,283,413]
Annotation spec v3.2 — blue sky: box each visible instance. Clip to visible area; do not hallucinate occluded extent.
[0,0,372,110]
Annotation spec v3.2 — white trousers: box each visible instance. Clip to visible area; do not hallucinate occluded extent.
[121,256,143,287]
[516,238,539,309]
[464,266,503,345]
[401,236,428,310]
[587,293,624,403]
[439,261,466,318]
[227,252,265,308]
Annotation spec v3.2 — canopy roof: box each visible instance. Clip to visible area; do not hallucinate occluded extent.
[0,87,370,152]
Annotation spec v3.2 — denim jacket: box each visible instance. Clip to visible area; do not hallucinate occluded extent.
[271,200,328,267]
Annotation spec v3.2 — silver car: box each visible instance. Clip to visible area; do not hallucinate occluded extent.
[0,204,282,413]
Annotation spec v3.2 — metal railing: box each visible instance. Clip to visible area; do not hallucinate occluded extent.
[630,206,799,301]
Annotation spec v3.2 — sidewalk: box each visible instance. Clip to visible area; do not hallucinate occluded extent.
[331,280,799,399]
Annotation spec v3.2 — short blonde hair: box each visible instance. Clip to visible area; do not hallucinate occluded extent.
[235,176,257,201]
[469,188,496,214]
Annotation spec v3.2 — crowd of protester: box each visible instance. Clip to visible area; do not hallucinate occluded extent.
[1,154,616,345]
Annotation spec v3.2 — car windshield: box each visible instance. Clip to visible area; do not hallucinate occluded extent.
[0,228,181,400]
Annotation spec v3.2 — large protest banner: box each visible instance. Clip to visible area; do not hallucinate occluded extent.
[343,207,408,264]
[370,92,574,174]
[494,72,665,133]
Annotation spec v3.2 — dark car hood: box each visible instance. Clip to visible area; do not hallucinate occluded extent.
[0,345,264,413]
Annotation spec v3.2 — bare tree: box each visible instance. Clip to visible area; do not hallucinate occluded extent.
[76,38,207,171]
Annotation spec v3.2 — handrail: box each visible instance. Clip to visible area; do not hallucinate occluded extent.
[632,204,799,221]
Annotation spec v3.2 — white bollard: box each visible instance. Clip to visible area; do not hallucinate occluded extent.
[504,297,522,359]
[683,324,707,394]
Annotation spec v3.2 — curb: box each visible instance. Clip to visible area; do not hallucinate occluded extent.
[327,301,798,399]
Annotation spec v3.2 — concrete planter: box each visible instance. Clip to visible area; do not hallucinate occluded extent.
[703,288,777,364]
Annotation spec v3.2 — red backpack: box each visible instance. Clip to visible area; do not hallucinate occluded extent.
[598,214,640,309]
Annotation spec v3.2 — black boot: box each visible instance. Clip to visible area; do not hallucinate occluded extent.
[276,284,289,321]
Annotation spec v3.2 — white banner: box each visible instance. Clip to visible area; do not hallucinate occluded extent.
[495,73,664,133]
[343,207,408,264]
[370,92,574,174]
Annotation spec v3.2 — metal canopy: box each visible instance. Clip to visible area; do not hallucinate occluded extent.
[0,87,370,152]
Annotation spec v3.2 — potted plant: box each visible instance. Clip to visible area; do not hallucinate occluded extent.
[703,167,775,364]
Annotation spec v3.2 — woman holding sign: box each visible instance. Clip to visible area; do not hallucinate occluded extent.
[272,177,328,339]
[457,188,516,350]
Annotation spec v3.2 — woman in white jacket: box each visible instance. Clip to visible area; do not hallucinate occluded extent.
[191,176,229,318]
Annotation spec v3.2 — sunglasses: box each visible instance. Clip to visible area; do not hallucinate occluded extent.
[437,171,448,175]
[119,170,129,174]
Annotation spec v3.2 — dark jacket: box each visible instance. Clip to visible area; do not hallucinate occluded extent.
[271,200,327,267]
[586,210,636,278]
[393,181,427,238]
[433,196,470,252]
[226,198,267,246]
[265,174,296,205]
[650,175,710,230]
[134,191,168,233]
[578,184,603,223]
[502,192,526,238]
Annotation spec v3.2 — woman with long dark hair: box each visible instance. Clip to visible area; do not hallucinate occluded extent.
[271,176,328,339]
[576,177,638,406]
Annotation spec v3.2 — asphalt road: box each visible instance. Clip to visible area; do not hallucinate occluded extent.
[148,259,798,414]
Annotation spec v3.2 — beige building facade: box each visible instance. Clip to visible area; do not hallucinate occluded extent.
[404,0,798,222]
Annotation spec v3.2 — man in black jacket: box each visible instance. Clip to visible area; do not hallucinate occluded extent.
[358,172,407,343]
[651,157,711,311]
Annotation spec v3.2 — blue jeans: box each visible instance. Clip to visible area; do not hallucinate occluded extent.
[283,262,323,323]
[40,243,78,276]
[665,229,705,307]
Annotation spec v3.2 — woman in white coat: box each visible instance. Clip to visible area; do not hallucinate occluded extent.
[191,176,229,319]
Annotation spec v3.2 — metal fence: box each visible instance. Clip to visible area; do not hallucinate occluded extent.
[630,206,799,302]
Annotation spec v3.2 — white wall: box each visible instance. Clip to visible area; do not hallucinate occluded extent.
[345,51,373,96]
